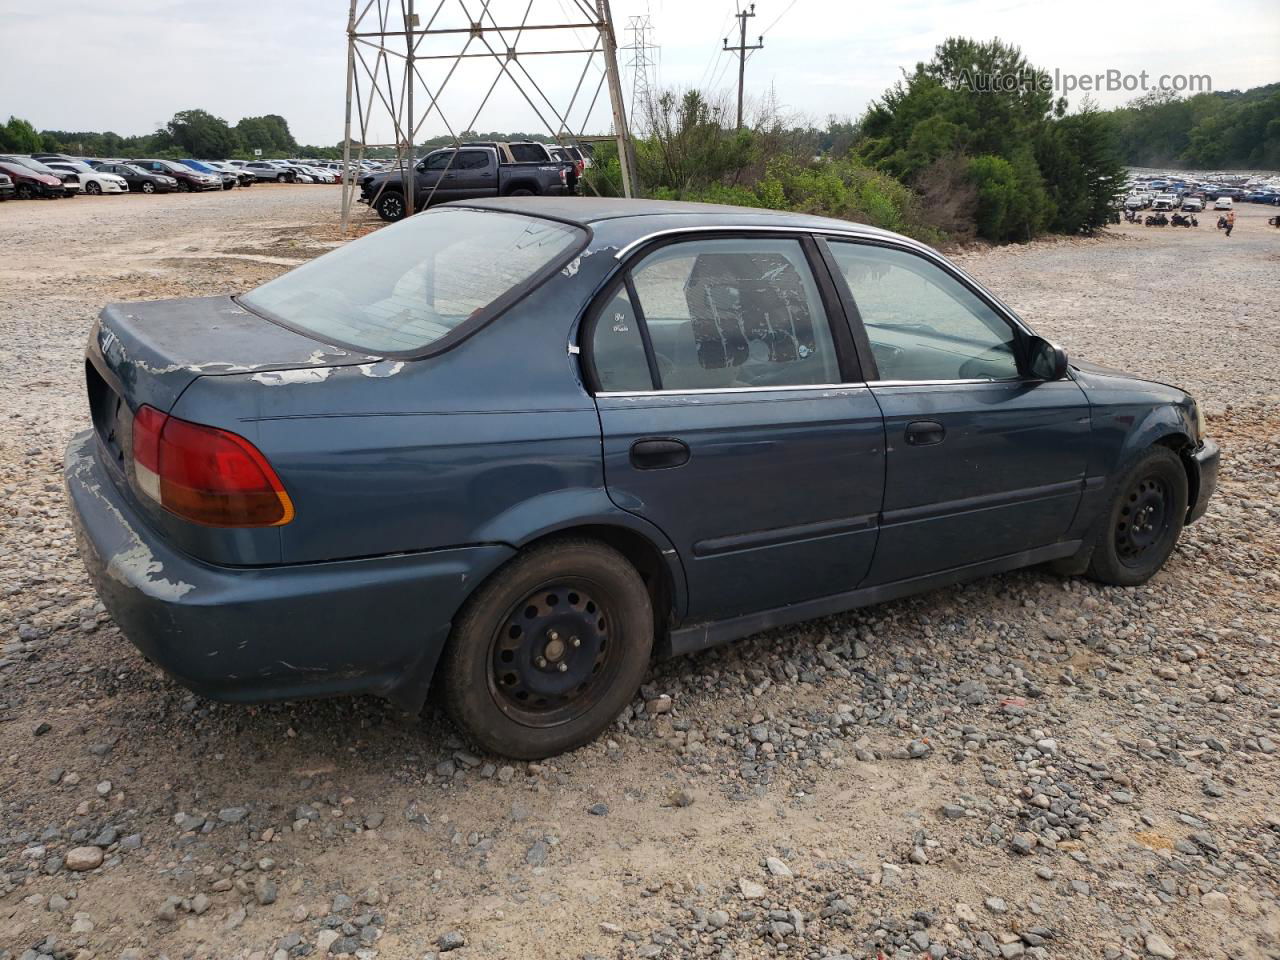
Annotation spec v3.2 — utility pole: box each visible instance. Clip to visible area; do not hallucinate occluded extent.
[723,4,762,130]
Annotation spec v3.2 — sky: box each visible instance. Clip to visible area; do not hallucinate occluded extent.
[1,0,1277,146]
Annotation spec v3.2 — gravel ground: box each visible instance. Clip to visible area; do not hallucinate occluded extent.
[0,188,1277,960]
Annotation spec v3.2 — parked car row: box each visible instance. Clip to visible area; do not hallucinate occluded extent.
[0,153,354,202]
[1123,173,1280,214]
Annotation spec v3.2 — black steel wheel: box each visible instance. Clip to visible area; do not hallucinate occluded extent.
[439,539,653,759]
[488,580,619,728]
[1114,475,1171,565]
[1088,445,1187,586]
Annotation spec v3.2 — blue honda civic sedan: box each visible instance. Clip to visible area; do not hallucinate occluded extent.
[66,198,1219,758]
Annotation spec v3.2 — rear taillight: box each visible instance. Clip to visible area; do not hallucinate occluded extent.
[131,405,294,527]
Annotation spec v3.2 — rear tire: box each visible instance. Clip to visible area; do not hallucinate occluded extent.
[178,180,191,192]
[439,539,653,759]
[1087,446,1188,586]
[15,184,33,200]
[506,187,535,197]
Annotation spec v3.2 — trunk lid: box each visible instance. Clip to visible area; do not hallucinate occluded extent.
[89,295,375,413]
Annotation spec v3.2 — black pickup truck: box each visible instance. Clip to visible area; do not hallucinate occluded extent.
[359,146,571,221]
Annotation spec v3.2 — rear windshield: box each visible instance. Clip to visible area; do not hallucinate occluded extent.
[508,143,548,162]
[241,208,583,355]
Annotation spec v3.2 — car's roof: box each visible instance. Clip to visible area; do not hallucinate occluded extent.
[447,196,901,241]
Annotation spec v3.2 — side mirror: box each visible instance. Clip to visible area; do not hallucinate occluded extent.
[1028,337,1069,381]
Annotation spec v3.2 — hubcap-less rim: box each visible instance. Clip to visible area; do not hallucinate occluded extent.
[382,196,404,219]
[1116,474,1170,565]
[488,579,616,728]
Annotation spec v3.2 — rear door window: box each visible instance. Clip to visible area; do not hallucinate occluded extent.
[627,238,841,391]
[589,286,652,392]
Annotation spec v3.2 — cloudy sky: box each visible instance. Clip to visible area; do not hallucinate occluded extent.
[2,0,1276,146]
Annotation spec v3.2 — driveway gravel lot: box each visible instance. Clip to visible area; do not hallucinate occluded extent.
[0,188,1277,960]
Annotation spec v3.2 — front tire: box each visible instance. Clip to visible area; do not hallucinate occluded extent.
[140,181,155,194]
[177,180,191,192]
[374,191,406,222]
[1087,446,1188,586]
[85,181,102,195]
[439,539,654,759]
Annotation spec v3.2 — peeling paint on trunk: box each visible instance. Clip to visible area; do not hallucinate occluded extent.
[357,360,405,378]
[251,368,335,386]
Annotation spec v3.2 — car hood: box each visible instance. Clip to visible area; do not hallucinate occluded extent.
[1071,357,1191,403]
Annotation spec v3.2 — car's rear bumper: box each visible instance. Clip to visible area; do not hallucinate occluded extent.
[64,430,513,712]
[1187,438,1220,524]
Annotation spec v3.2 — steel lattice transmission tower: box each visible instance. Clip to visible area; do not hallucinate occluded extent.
[340,0,638,231]
[621,14,657,130]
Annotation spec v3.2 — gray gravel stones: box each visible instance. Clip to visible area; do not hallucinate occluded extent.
[0,190,1276,960]
[437,930,466,951]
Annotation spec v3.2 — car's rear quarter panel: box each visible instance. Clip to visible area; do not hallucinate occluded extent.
[169,254,618,566]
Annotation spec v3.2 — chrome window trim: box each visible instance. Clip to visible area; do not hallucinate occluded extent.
[595,377,1053,397]
[868,377,1016,387]
[609,224,1036,341]
[596,382,862,398]
[611,224,885,260]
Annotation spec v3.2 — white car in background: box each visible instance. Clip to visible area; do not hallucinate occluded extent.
[43,159,128,196]
[1214,196,1234,210]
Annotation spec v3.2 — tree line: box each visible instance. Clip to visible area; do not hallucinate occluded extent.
[0,110,320,160]
[1106,83,1280,169]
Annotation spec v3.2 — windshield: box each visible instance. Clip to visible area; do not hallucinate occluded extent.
[241,208,584,354]
[7,156,58,174]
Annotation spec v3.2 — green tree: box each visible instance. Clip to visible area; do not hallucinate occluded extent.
[1037,103,1125,234]
[166,109,240,157]
[235,114,298,155]
[0,116,42,152]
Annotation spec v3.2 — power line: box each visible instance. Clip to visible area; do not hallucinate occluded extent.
[697,3,738,89]
[759,0,798,36]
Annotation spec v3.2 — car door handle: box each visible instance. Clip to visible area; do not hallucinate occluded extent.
[630,438,690,470]
[904,420,945,446]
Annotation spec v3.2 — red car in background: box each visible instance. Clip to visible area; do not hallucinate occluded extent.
[0,159,66,199]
